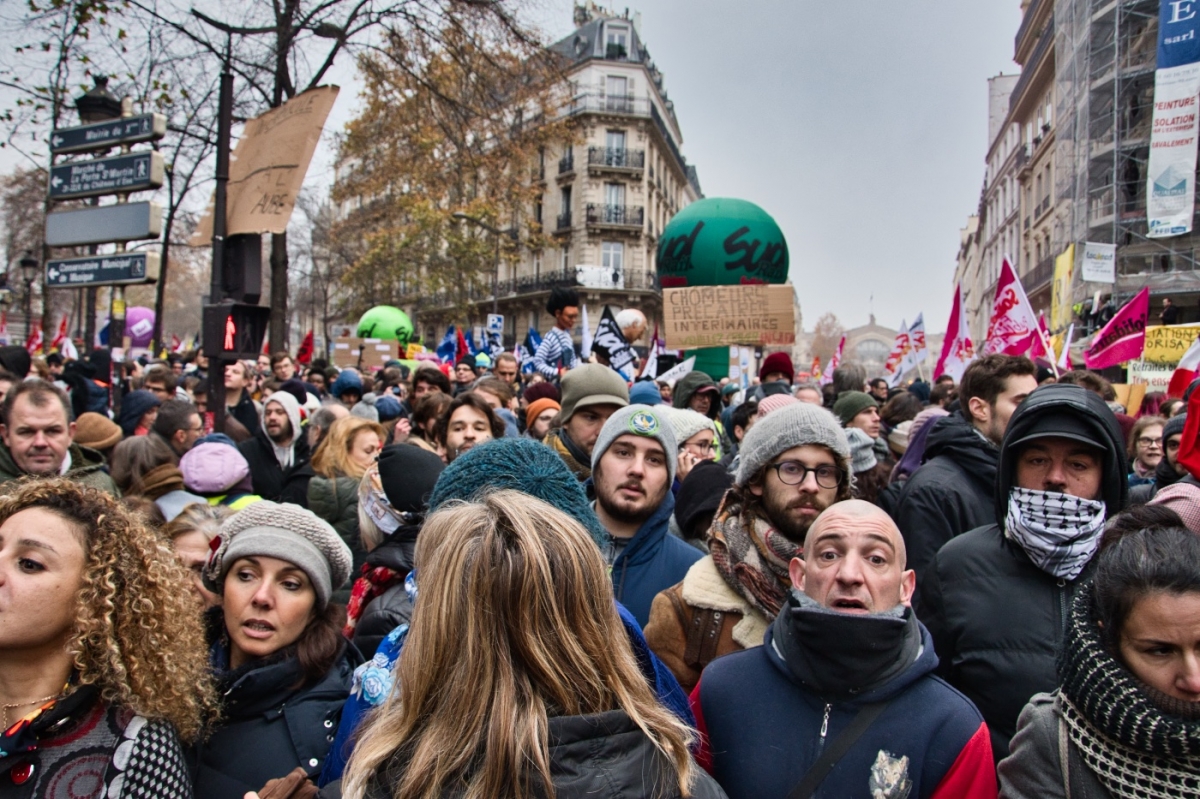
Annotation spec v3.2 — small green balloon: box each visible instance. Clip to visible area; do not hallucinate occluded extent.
[356,306,414,346]
[656,197,788,286]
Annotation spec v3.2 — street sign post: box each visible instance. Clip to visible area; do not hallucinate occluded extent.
[49,113,166,155]
[486,313,504,334]
[48,151,163,200]
[44,201,162,247]
[45,252,160,288]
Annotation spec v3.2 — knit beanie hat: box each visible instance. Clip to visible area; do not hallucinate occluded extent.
[118,389,162,436]
[474,352,492,368]
[1164,413,1188,442]
[888,420,914,455]
[559,364,629,423]
[1149,481,1200,535]
[74,412,122,451]
[523,382,560,404]
[591,405,678,486]
[180,441,254,495]
[331,370,363,399]
[428,437,607,546]
[350,393,380,422]
[846,427,878,473]
[525,398,561,429]
[204,500,352,610]
[758,394,799,417]
[832,391,878,427]
[759,351,795,384]
[665,407,716,450]
[736,402,850,487]
[375,394,403,422]
[675,460,734,536]
[378,444,444,514]
[629,380,663,406]
[277,378,309,406]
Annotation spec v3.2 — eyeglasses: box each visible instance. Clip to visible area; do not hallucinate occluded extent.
[769,461,844,489]
[681,440,717,455]
[1137,436,1163,448]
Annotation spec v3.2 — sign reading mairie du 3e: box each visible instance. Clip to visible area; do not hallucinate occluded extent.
[45,252,160,288]
[50,113,166,155]
[48,151,164,200]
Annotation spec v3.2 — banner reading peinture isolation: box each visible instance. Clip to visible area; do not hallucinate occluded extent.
[1147,1,1200,238]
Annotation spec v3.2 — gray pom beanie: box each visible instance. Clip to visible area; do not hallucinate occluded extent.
[736,402,851,487]
[591,405,679,485]
[203,500,353,609]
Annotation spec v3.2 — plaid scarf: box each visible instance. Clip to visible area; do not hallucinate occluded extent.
[342,564,405,638]
[707,488,803,618]
[1005,487,1106,580]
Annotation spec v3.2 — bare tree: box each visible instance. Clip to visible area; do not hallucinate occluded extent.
[810,312,845,364]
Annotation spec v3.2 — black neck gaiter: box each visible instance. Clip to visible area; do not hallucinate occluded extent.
[772,590,920,700]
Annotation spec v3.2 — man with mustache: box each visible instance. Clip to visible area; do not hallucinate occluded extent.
[644,402,851,691]
[590,405,704,627]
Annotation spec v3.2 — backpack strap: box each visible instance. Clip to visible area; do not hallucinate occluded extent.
[786,700,892,799]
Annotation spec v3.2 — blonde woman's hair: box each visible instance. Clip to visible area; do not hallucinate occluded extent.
[160,502,231,543]
[311,416,384,480]
[0,478,217,741]
[342,490,697,799]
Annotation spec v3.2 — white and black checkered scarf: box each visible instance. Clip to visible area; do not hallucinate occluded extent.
[1004,487,1106,580]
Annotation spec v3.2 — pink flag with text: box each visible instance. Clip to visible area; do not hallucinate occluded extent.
[819,336,845,387]
[1083,287,1149,370]
[983,258,1040,356]
[934,284,975,382]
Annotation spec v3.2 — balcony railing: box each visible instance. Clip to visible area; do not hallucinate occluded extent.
[587,146,645,171]
[558,151,574,174]
[585,203,644,228]
[1024,256,1055,293]
[556,211,572,231]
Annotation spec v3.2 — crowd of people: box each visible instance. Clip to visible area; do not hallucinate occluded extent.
[1,287,1198,798]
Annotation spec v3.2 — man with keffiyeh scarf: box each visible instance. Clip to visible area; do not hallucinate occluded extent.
[644,402,852,691]
[923,383,1129,763]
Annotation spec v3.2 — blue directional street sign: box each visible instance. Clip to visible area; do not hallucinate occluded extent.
[48,151,163,200]
[45,252,160,288]
[49,113,166,155]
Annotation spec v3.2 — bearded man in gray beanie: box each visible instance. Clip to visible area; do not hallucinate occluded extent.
[644,401,852,691]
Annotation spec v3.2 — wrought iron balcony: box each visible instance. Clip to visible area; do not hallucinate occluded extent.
[587,146,645,172]
[1024,256,1055,293]
[558,151,574,174]
[556,211,572,231]
[585,203,644,229]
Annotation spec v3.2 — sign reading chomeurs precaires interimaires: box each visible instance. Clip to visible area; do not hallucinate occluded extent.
[663,284,795,350]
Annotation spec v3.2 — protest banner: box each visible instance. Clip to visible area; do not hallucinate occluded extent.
[662,284,795,350]
[1083,287,1149,369]
[1128,360,1174,392]
[1142,324,1200,365]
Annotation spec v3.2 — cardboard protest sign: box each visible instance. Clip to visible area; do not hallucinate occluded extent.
[1142,324,1200,365]
[663,284,795,350]
[332,337,399,370]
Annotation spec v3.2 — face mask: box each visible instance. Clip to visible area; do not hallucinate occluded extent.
[772,590,920,699]
[1005,487,1106,580]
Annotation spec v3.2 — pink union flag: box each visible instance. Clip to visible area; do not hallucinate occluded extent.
[1083,287,1150,370]
[983,258,1040,356]
[934,284,975,382]
[819,335,845,387]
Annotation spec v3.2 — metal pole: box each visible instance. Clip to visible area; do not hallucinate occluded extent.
[107,97,137,417]
[208,38,234,434]
[493,230,501,316]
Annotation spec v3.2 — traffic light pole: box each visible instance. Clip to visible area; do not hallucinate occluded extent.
[207,37,233,435]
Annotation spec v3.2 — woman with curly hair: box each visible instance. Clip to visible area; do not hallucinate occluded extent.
[341,490,724,799]
[0,478,215,798]
[999,510,1200,798]
[191,499,356,799]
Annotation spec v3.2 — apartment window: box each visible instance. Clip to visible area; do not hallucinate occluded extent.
[605,75,630,111]
[602,241,624,272]
[561,246,569,272]
[605,182,626,207]
[533,253,542,279]
[535,197,543,225]
[606,25,628,58]
[561,186,572,212]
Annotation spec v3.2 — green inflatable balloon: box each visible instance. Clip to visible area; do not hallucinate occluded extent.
[356,306,414,346]
[656,197,788,287]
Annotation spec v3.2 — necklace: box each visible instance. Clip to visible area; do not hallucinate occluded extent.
[2,692,62,730]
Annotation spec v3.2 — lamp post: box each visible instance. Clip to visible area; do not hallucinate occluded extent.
[18,251,37,342]
[451,213,518,316]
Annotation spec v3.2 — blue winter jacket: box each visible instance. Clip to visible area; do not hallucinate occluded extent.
[609,489,704,627]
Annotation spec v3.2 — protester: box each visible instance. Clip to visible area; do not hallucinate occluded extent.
[673,459,735,551]
[893,354,1038,606]
[666,407,719,485]
[151,398,205,458]
[190,501,355,797]
[692,500,996,799]
[110,433,205,521]
[406,392,450,457]
[868,376,890,403]
[758,351,794,388]
[543,363,629,480]
[452,356,477,395]
[117,388,160,437]
[0,379,118,495]
[922,383,1128,761]
[1125,414,1165,489]
[238,390,311,502]
[718,398,757,472]
[1130,412,1189,503]
[225,360,262,432]
[72,410,122,459]
[141,364,178,403]
[436,392,504,463]
[180,440,262,509]
[672,371,723,447]
[629,379,663,406]
[163,502,231,609]
[339,491,722,799]
[793,381,823,405]
[645,402,850,690]
[344,445,445,656]
[472,376,520,436]
[331,370,364,407]
[523,396,560,441]
[492,351,520,390]
[270,351,297,382]
[306,403,350,452]
[409,365,450,407]
[309,416,385,602]
[0,479,214,798]
[998,520,1200,798]
[532,286,581,379]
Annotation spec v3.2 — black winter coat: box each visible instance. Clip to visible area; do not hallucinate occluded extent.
[363,710,727,799]
[238,427,312,502]
[922,524,1091,763]
[189,643,355,799]
[893,412,998,611]
[352,533,417,656]
[228,389,261,435]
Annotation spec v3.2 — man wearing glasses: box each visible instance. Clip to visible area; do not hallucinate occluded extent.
[644,402,851,691]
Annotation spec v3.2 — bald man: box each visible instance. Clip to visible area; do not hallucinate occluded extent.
[691,501,997,799]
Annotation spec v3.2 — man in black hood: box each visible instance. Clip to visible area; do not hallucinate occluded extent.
[922,382,1128,762]
[894,354,1038,609]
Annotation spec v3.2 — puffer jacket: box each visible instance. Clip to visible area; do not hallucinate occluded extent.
[351,533,416,656]
[363,710,727,799]
[308,473,364,605]
[922,384,1128,762]
[892,411,998,611]
[0,439,119,496]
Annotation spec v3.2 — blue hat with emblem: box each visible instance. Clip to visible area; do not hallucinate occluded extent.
[590,404,679,486]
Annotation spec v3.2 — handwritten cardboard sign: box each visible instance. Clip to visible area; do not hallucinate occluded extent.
[663,284,795,350]
[331,337,400,370]
[1142,324,1200,365]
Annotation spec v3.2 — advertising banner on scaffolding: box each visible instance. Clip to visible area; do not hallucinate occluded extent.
[1147,1,1200,238]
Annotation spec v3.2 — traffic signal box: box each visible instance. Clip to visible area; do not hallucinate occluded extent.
[203,232,268,359]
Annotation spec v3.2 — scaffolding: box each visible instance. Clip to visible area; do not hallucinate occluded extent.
[1054,0,1200,308]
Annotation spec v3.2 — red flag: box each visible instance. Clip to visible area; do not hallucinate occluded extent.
[456,327,471,361]
[1083,287,1150,370]
[1176,388,1200,479]
[983,258,1040,356]
[24,323,42,354]
[935,283,975,382]
[296,330,314,365]
[1029,314,1051,360]
[1168,334,1200,398]
[819,336,845,386]
[49,314,68,351]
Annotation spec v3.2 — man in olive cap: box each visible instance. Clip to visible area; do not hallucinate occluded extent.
[543,363,629,480]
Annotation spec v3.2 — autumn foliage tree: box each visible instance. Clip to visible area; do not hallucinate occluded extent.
[331,16,574,332]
